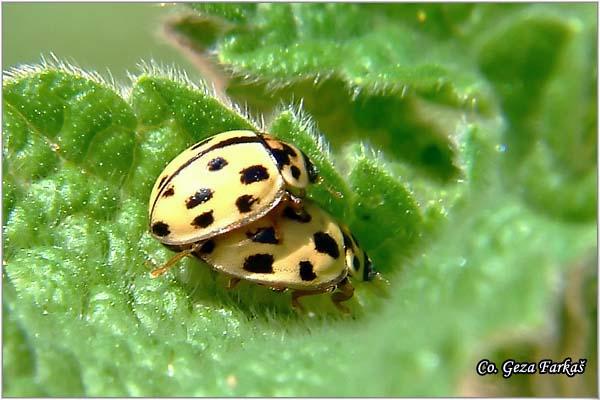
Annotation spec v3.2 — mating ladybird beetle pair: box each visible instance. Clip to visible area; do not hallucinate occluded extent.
[148,130,377,312]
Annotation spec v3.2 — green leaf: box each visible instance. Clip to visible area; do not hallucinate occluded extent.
[476,5,597,221]
[165,14,223,51]
[189,3,257,23]
[3,284,46,397]
[177,4,501,184]
[3,3,597,396]
[2,63,423,395]
[267,108,354,219]
[212,4,484,101]
[345,146,424,269]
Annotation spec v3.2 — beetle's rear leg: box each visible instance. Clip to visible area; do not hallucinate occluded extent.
[291,288,328,312]
[283,192,312,219]
[225,277,241,290]
[286,191,304,209]
[150,242,202,278]
[278,194,311,224]
[331,277,354,314]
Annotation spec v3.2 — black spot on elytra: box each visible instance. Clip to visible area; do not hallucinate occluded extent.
[240,165,269,184]
[314,232,340,259]
[207,157,228,171]
[268,142,298,169]
[186,188,214,209]
[299,260,317,281]
[301,151,318,183]
[291,165,301,179]
[191,210,214,228]
[283,206,312,223]
[198,240,215,254]
[353,255,361,271]
[246,226,278,244]
[270,148,288,169]
[152,136,262,211]
[243,254,274,273]
[342,232,353,250]
[236,194,258,213]
[152,221,170,237]
[282,142,298,157]
[162,187,175,197]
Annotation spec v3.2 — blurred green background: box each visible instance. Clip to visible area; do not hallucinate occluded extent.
[3,2,597,397]
[3,3,197,82]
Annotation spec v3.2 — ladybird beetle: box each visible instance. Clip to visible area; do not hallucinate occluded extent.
[151,200,377,313]
[148,130,318,246]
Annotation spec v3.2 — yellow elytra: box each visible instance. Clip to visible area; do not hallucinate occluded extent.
[148,130,317,246]
[152,200,377,312]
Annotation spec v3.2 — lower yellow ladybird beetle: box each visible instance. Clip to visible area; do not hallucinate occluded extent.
[150,200,377,313]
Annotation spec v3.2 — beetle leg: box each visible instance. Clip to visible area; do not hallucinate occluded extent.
[266,214,284,242]
[291,288,328,312]
[261,201,287,243]
[280,192,311,222]
[286,192,305,211]
[331,277,354,314]
[226,277,241,290]
[150,242,202,278]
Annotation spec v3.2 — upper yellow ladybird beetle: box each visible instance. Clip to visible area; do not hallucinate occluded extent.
[148,130,318,246]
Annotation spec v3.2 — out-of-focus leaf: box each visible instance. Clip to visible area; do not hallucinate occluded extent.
[3,2,597,397]
[477,6,597,221]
